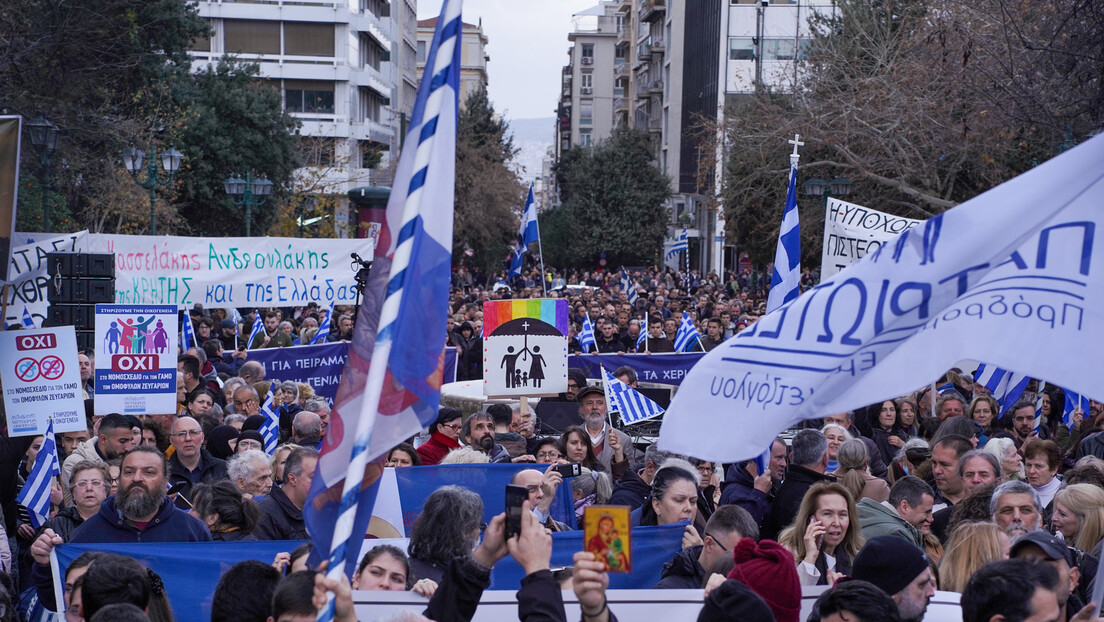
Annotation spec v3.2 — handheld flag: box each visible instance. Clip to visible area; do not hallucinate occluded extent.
[635,312,648,351]
[601,366,664,425]
[304,0,461,596]
[974,363,1030,415]
[578,312,597,353]
[509,184,540,280]
[766,135,803,313]
[182,314,198,350]
[672,311,701,352]
[246,310,264,350]
[309,303,333,345]
[1033,380,1047,434]
[258,385,279,454]
[665,228,688,261]
[16,418,60,528]
[620,268,639,306]
[1064,388,1087,431]
[21,306,36,330]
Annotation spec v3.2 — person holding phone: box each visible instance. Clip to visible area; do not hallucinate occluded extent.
[778,482,864,586]
[511,469,571,532]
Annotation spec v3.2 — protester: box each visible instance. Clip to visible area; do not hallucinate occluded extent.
[990,480,1044,539]
[386,443,421,467]
[1009,530,1087,621]
[809,579,902,622]
[45,461,109,542]
[718,438,786,527]
[60,413,135,506]
[254,447,318,540]
[851,536,936,622]
[833,438,890,504]
[983,436,1025,481]
[938,521,1010,593]
[778,482,864,585]
[633,461,703,543]
[167,416,228,508]
[1052,484,1104,554]
[407,485,484,583]
[856,475,933,548]
[654,505,757,589]
[211,560,282,622]
[765,429,834,540]
[960,559,1062,622]
[416,408,463,466]
[352,544,437,597]
[726,537,802,622]
[190,480,261,540]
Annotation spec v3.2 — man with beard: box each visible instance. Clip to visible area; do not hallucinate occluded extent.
[852,536,936,622]
[30,447,211,586]
[576,385,632,473]
[991,480,1043,539]
[464,412,532,463]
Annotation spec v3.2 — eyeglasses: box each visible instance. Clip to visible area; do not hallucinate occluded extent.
[696,465,714,474]
[442,423,463,431]
[537,451,562,460]
[705,532,727,551]
[73,480,104,489]
[172,430,201,439]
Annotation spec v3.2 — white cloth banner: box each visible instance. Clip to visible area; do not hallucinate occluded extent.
[81,234,373,308]
[821,198,923,279]
[661,135,1104,462]
[2,231,88,327]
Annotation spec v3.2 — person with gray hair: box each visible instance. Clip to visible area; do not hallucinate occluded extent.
[238,360,265,384]
[765,429,835,540]
[227,449,274,497]
[291,411,322,448]
[990,479,1043,538]
[303,397,332,438]
[857,475,934,548]
[407,485,484,583]
[607,442,679,509]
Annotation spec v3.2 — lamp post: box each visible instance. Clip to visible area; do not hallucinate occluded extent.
[25,116,59,232]
[121,142,183,235]
[223,173,273,236]
[803,176,853,205]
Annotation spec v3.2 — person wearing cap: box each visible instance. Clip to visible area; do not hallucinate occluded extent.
[1010,530,1087,621]
[416,408,464,466]
[218,317,242,351]
[576,384,632,473]
[697,579,775,622]
[852,536,936,622]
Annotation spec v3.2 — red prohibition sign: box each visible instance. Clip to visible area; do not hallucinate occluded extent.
[40,356,65,380]
[15,358,39,382]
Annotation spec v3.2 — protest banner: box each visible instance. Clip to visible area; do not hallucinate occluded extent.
[0,326,86,436]
[483,299,568,397]
[82,234,374,308]
[93,304,177,415]
[1,231,86,327]
[821,198,922,279]
[569,352,704,386]
[662,133,1104,462]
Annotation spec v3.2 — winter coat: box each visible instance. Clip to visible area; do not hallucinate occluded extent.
[856,497,923,548]
[764,464,836,540]
[608,468,651,511]
[719,463,773,527]
[71,496,212,544]
[254,484,308,540]
[417,431,461,466]
[654,545,705,589]
[168,448,229,508]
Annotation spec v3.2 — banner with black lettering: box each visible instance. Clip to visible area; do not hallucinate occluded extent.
[662,134,1104,462]
[821,198,922,279]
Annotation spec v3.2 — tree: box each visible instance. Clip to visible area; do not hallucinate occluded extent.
[453,89,524,275]
[718,0,1104,266]
[550,129,671,269]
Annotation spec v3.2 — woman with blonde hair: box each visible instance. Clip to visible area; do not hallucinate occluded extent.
[832,439,889,503]
[938,521,1010,593]
[1052,484,1104,555]
[779,482,864,586]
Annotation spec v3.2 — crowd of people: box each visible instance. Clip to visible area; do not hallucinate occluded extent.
[0,264,1102,621]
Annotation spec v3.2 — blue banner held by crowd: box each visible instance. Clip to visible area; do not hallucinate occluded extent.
[569,352,704,387]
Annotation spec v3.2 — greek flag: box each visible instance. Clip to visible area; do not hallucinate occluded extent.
[635,312,647,351]
[181,314,198,350]
[620,268,638,306]
[673,311,701,352]
[21,306,36,329]
[767,156,801,313]
[509,184,539,280]
[1034,380,1047,433]
[601,366,663,425]
[666,228,688,261]
[259,384,279,455]
[1064,388,1087,431]
[305,0,461,593]
[246,310,264,350]
[578,312,597,353]
[974,363,1030,415]
[16,418,60,528]
[309,303,332,345]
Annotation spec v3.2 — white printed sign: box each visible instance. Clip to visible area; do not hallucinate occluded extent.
[1,231,87,327]
[93,304,178,415]
[0,327,87,436]
[821,198,923,279]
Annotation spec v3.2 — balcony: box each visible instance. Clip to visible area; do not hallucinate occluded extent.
[615,61,630,77]
[614,97,628,113]
[639,0,665,23]
[635,81,652,99]
[637,40,653,60]
[650,38,665,53]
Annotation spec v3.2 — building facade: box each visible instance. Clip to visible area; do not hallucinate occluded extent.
[416,17,489,110]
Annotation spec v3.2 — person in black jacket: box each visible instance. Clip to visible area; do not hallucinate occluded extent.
[167,416,229,509]
[764,429,835,540]
[254,446,317,540]
[654,505,758,589]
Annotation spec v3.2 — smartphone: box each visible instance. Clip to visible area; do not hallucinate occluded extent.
[554,462,582,478]
[505,484,528,539]
[809,517,823,550]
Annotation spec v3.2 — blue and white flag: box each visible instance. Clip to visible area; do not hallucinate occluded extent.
[258,384,279,455]
[509,184,539,280]
[767,156,801,313]
[21,306,36,330]
[1064,388,1087,431]
[578,313,597,353]
[602,366,663,425]
[974,363,1030,415]
[659,134,1104,462]
[305,0,461,593]
[246,310,264,350]
[665,228,688,261]
[635,312,648,351]
[1034,380,1047,433]
[621,268,639,306]
[181,314,198,350]
[309,303,333,345]
[673,311,701,353]
[16,418,60,528]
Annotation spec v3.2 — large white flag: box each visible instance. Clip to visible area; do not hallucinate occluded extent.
[660,135,1104,462]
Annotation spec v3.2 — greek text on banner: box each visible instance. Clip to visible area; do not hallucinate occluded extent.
[821,198,922,279]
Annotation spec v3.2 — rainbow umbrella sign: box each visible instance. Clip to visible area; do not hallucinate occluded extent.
[482,299,568,397]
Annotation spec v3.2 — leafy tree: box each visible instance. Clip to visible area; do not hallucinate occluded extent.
[551,129,671,268]
[453,89,524,275]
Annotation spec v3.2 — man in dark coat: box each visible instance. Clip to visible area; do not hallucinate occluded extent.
[719,438,787,527]
[167,416,229,508]
[763,429,835,540]
[654,506,758,589]
[255,446,318,540]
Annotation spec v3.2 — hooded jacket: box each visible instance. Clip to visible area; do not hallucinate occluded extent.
[719,463,772,527]
[654,545,705,589]
[71,495,212,543]
[856,497,924,548]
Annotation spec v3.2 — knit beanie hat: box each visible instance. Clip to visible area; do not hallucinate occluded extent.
[697,579,776,622]
[236,429,266,449]
[727,538,801,622]
[852,535,929,596]
[242,414,267,432]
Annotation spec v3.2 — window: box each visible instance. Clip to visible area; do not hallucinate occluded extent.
[299,137,336,167]
[579,130,592,146]
[285,80,335,114]
[224,20,280,54]
[581,43,594,58]
[285,23,335,57]
[193,19,212,52]
[417,40,426,63]
[728,37,754,61]
[580,100,593,124]
[763,38,798,61]
[580,73,593,88]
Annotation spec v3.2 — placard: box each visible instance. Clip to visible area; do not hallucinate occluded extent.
[482,299,568,397]
[821,198,922,279]
[0,326,87,436]
[93,304,178,415]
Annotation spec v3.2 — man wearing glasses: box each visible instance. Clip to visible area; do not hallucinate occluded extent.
[653,505,759,589]
[167,416,229,508]
[415,408,464,466]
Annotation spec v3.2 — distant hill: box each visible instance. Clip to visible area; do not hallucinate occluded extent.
[509,117,555,143]
[507,117,555,184]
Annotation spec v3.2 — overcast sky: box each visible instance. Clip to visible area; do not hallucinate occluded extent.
[416,0,598,121]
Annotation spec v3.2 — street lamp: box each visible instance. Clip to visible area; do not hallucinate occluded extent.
[25,115,59,232]
[121,142,182,235]
[223,173,273,236]
[803,176,853,203]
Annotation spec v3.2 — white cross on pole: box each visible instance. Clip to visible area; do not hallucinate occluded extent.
[788,134,804,168]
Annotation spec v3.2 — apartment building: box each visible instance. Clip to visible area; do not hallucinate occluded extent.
[416,17,489,110]
[554,2,623,158]
[191,0,415,237]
